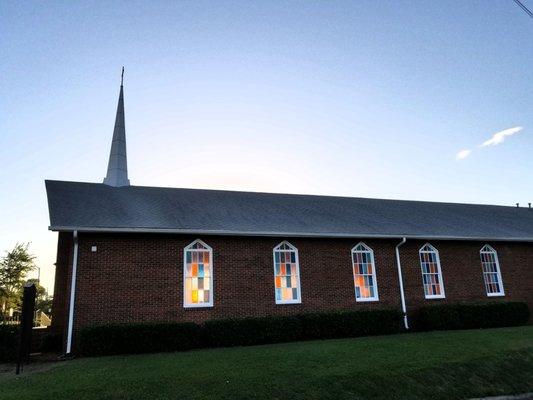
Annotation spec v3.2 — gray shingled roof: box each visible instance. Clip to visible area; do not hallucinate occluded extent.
[45,180,533,241]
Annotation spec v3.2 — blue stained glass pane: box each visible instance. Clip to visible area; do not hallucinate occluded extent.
[368,276,373,286]
[292,288,298,299]
[186,252,191,263]
[291,253,296,263]
[286,276,292,287]
[198,264,204,277]
[275,253,280,263]
[286,264,291,275]
[275,264,280,275]
[369,287,374,297]
[355,287,361,298]
[276,288,281,300]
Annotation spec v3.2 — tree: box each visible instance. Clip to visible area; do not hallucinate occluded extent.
[26,278,53,314]
[0,243,36,316]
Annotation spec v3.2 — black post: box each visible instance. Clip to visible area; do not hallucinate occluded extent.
[16,282,36,375]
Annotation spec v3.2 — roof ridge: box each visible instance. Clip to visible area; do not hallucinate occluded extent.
[44,179,522,210]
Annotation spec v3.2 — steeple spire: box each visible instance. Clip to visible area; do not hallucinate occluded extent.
[103,67,130,187]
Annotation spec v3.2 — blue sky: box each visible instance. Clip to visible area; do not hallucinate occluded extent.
[1,0,532,292]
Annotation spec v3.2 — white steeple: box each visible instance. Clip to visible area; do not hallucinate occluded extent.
[103,67,130,187]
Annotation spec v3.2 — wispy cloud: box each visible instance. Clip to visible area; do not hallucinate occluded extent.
[481,126,523,147]
[455,149,471,160]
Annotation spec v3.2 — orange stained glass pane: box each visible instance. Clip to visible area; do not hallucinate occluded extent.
[280,264,286,275]
[192,290,198,303]
[191,263,198,277]
[275,276,281,288]
[367,264,373,274]
[185,278,192,291]
[356,275,370,297]
[283,288,292,300]
[203,252,209,264]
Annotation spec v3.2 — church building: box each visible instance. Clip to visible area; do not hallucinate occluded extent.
[46,73,533,354]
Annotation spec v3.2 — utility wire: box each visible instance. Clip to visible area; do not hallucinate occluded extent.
[513,0,533,19]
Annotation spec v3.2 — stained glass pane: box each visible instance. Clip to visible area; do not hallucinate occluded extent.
[273,243,300,302]
[352,244,378,300]
[185,242,213,306]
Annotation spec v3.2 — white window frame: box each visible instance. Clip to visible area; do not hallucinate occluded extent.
[419,243,446,299]
[351,242,379,302]
[480,245,505,297]
[273,241,302,305]
[183,239,214,308]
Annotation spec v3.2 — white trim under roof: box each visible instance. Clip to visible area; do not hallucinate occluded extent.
[48,225,533,242]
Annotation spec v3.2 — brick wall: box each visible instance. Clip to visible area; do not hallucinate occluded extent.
[50,232,72,342]
[52,233,533,351]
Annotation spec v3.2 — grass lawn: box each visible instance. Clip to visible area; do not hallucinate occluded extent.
[1,326,532,400]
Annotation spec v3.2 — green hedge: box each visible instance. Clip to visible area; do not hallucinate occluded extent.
[0,325,18,362]
[78,322,202,356]
[417,301,530,331]
[79,309,403,356]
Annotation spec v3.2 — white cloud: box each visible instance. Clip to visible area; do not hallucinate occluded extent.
[456,149,471,160]
[481,126,523,147]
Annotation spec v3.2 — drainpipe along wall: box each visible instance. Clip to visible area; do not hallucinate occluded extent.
[66,230,79,355]
[395,237,409,330]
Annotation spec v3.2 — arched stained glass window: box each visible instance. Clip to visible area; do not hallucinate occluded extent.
[351,242,379,301]
[273,241,301,304]
[183,239,213,307]
[480,245,505,296]
[419,243,445,299]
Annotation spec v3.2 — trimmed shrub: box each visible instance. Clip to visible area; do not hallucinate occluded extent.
[40,331,63,353]
[417,301,530,331]
[79,309,403,356]
[78,322,202,356]
[298,309,401,340]
[0,325,19,362]
[202,315,304,347]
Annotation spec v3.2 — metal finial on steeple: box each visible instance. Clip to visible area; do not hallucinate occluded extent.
[103,68,130,187]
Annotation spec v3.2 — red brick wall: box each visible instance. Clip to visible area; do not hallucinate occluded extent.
[50,232,72,343]
[52,233,533,350]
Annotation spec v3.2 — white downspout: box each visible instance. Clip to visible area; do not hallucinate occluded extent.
[395,237,409,330]
[66,230,79,355]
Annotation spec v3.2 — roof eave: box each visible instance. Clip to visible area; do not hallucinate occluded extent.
[47,225,533,242]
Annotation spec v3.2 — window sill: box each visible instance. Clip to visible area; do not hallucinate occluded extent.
[275,300,302,305]
[356,298,379,302]
[487,292,505,297]
[424,295,445,300]
[183,304,214,309]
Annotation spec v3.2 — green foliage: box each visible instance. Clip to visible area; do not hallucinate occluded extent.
[0,243,36,316]
[0,324,18,362]
[416,301,530,331]
[79,309,402,356]
[203,309,402,347]
[26,278,52,314]
[2,327,533,400]
[79,322,202,356]
[40,332,63,353]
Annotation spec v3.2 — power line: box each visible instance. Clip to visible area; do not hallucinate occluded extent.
[513,0,533,19]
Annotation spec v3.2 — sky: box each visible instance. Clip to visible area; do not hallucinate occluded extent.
[1,0,532,294]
